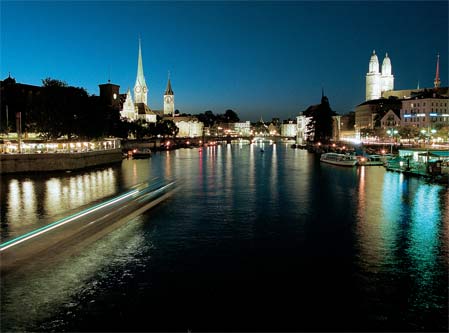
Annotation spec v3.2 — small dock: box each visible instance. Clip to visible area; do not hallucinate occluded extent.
[385,153,448,185]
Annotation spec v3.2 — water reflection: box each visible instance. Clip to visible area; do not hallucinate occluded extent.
[408,185,441,308]
[1,167,118,239]
[270,144,278,206]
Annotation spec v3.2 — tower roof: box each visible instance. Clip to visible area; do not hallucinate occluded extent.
[135,38,147,87]
[382,52,392,75]
[165,72,174,95]
[368,50,380,73]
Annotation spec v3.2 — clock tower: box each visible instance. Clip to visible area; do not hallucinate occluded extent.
[134,38,148,105]
[163,72,174,116]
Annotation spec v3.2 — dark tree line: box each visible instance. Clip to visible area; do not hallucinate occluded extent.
[197,109,240,127]
[28,78,122,140]
[127,118,179,139]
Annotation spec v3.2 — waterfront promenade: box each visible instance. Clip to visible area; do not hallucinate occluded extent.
[0,138,122,173]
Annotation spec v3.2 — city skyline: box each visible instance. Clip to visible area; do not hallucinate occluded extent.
[1,1,448,121]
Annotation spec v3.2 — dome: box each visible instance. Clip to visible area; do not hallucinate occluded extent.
[368,50,379,73]
[382,52,392,75]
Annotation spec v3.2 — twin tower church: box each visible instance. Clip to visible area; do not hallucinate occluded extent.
[120,40,174,122]
[365,50,394,101]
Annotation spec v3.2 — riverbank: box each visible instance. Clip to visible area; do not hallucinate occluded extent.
[0,149,123,174]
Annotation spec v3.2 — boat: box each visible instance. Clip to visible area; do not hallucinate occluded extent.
[320,152,358,167]
[357,155,384,166]
[132,148,152,159]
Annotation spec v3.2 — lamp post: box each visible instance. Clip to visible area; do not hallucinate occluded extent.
[386,128,398,154]
[421,128,437,146]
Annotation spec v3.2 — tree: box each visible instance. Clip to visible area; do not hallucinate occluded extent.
[303,95,336,143]
[197,110,217,128]
[398,126,420,143]
[223,109,240,123]
[30,78,78,139]
[434,124,449,142]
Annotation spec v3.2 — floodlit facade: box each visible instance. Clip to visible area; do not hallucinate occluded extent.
[174,117,204,137]
[296,113,309,144]
[281,120,297,137]
[233,121,251,136]
[120,88,137,120]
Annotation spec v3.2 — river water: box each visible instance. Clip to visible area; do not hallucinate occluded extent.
[1,143,448,331]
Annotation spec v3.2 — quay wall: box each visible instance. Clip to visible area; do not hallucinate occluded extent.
[0,149,123,174]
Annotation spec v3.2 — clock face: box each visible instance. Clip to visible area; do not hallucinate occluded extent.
[165,96,172,103]
[142,87,147,93]
[135,86,141,93]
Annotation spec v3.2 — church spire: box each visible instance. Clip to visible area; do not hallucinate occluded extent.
[136,38,146,87]
[434,53,441,88]
[165,71,174,95]
[134,37,148,105]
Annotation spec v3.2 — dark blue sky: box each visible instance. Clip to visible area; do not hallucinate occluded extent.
[1,1,447,121]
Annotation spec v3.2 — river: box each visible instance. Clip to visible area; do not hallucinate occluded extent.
[1,143,448,331]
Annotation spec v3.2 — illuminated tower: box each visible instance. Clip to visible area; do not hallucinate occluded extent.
[380,52,394,93]
[163,72,174,116]
[434,53,441,88]
[365,50,381,100]
[134,38,148,105]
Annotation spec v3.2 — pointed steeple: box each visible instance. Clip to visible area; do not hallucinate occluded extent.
[165,71,174,95]
[134,38,148,105]
[434,53,441,88]
[417,81,420,89]
[136,38,146,87]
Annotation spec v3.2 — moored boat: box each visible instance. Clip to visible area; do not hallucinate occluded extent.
[320,152,358,167]
[357,155,385,166]
[132,148,152,159]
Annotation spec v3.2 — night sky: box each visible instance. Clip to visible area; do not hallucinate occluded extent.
[1,1,447,121]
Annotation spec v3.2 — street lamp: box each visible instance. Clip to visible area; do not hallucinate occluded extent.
[421,128,437,146]
[386,129,398,154]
